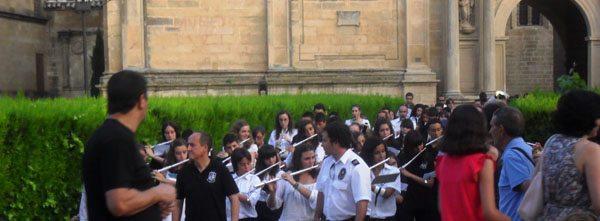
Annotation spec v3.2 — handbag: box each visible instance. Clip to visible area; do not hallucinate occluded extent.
[518,167,543,221]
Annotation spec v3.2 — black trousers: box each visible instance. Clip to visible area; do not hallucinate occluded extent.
[255,201,282,221]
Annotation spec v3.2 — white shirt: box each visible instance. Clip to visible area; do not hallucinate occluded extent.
[391,118,401,134]
[269,179,318,220]
[268,129,297,159]
[248,143,258,153]
[316,149,371,220]
[259,170,284,202]
[367,164,402,219]
[226,173,262,220]
[78,186,88,221]
[154,143,170,156]
[345,118,371,129]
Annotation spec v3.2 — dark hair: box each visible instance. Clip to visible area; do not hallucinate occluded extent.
[400,119,414,130]
[482,101,506,130]
[295,120,320,147]
[410,104,424,118]
[231,148,252,173]
[314,103,326,112]
[360,137,386,167]
[446,98,454,105]
[301,111,315,121]
[323,121,352,149]
[107,70,148,114]
[165,138,187,173]
[351,104,362,112]
[404,131,423,154]
[479,92,488,106]
[230,119,253,149]
[182,129,194,141]
[435,103,444,108]
[255,145,280,178]
[427,119,444,134]
[222,133,238,147]
[161,120,181,141]
[405,92,414,98]
[314,113,327,123]
[252,126,266,138]
[492,106,525,137]
[291,143,319,179]
[381,107,391,113]
[373,118,395,138]
[377,110,389,120]
[197,130,213,153]
[327,113,341,125]
[439,105,489,155]
[552,90,600,137]
[275,110,294,139]
[352,131,365,151]
[424,107,439,118]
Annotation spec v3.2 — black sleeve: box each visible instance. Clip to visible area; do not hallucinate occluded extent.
[101,138,136,192]
[176,170,186,200]
[220,164,239,196]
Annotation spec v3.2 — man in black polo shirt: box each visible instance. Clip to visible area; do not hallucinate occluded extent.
[173,131,240,221]
[82,71,176,220]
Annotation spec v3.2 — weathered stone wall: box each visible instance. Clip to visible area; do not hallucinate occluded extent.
[2,0,35,15]
[0,14,46,92]
[290,0,405,69]
[505,20,554,95]
[145,0,267,71]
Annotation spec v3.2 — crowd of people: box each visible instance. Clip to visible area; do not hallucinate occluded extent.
[80,70,600,221]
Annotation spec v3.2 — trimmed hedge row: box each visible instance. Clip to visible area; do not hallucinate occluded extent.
[0,94,404,219]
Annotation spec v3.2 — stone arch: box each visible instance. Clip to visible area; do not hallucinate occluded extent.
[495,0,600,88]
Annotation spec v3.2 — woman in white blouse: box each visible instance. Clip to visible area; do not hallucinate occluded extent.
[266,143,319,220]
[359,137,402,220]
[345,104,371,130]
[268,110,297,159]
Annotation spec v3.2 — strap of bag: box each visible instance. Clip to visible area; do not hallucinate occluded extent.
[512,147,535,166]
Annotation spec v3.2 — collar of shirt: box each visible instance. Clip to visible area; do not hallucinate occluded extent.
[335,149,353,165]
[502,137,530,160]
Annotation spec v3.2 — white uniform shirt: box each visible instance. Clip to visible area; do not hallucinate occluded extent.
[226,173,262,220]
[345,119,371,129]
[268,129,297,159]
[248,143,258,153]
[259,170,284,202]
[269,179,318,220]
[367,164,402,219]
[316,149,371,220]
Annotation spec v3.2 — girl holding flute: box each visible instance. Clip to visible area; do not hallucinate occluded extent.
[266,143,319,220]
[268,110,297,160]
[254,145,284,220]
[230,120,258,162]
[151,138,188,221]
[359,137,401,221]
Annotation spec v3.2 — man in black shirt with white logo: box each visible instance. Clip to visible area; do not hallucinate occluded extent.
[173,131,240,221]
[82,70,176,220]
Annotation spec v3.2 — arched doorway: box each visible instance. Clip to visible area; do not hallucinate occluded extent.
[495,0,600,91]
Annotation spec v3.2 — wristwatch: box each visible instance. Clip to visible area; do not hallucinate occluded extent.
[424,179,428,184]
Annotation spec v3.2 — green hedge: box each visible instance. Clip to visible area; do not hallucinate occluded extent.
[0,94,404,219]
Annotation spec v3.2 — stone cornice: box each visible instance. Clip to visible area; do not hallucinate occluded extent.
[0,11,47,25]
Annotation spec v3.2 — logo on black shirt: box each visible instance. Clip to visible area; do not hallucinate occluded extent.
[207,171,217,183]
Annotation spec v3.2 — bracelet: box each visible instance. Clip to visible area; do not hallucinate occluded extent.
[293,182,299,189]
[374,186,381,195]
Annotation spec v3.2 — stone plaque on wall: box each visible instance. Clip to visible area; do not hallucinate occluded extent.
[337,11,360,26]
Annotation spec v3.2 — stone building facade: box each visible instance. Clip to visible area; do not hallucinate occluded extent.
[0,0,103,97]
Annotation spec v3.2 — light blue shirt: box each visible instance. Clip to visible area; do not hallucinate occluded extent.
[499,137,534,221]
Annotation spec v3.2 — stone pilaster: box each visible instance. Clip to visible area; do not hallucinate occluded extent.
[483,0,495,94]
[122,0,145,69]
[589,37,600,88]
[267,0,291,70]
[103,0,122,73]
[445,0,461,97]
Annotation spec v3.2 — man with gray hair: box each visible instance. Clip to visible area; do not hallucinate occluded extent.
[489,106,534,220]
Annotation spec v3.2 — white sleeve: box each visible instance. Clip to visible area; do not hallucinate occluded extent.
[315,144,325,163]
[79,186,88,221]
[284,154,293,168]
[308,186,319,210]
[268,130,277,146]
[345,119,352,126]
[248,176,262,207]
[351,163,372,203]
[248,144,258,153]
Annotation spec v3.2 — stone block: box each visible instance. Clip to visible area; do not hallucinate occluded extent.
[148,17,174,26]
[337,11,360,26]
[168,0,199,7]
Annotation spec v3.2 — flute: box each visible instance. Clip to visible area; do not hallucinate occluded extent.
[151,140,174,149]
[221,138,252,163]
[370,157,391,170]
[400,135,443,169]
[278,133,318,155]
[254,162,285,177]
[383,134,394,141]
[157,158,190,173]
[235,163,282,181]
[254,164,320,188]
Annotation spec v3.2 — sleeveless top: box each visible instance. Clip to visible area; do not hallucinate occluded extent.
[540,134,591,220]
